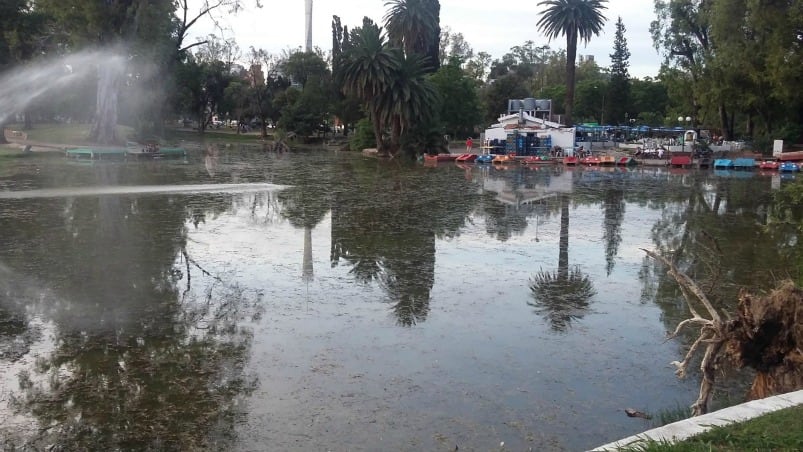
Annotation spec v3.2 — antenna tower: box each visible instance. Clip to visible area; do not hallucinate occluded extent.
[305,0,313,52]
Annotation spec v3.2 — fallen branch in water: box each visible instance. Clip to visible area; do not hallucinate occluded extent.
[644,248,803,416]
[643,248,726,416]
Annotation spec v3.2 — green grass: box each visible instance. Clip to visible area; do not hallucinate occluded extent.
[164,128,267,143]
[0,144,62,159]
[6,122,337,149]
[652,403,694,427]
[6,123,134,145]
[621,405,803,451]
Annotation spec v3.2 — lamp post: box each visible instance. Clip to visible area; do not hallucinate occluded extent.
[595,85,605,126]
[600,92,606,127]
[678,116,691,152]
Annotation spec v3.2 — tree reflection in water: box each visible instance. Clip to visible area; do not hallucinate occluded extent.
[529,267,596,332]
[329,159,476,325]
[0,173,259,449]
[528,194,596,332]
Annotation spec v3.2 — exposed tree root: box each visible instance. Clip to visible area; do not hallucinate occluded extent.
[644,249,803,416]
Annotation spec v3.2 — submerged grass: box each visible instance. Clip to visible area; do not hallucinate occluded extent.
[651,403,693,427]
[619,404,803,451]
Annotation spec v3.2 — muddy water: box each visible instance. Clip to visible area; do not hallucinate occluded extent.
[0,149,798,450]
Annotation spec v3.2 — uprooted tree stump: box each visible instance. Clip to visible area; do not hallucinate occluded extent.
[644,249,803,416]
[726,281,803,400]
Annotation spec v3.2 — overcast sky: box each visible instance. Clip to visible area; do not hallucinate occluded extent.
[188,0,663,78]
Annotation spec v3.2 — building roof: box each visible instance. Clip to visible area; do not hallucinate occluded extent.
[492,112,565,129]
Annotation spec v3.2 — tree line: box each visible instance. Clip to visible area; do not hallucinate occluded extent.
[2,1,802,154]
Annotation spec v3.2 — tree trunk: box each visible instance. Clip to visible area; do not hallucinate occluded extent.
[728,110,735,140]
[0,119,8,144]
[718,104,729,140]
[302,226,313,282]
[563,32,578,127]
[558,194,569,279]
[89,63,122,145]
[371,107,386,155]
[390,115,402,156]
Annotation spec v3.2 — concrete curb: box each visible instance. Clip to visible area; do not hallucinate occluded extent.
[591,389,803,451]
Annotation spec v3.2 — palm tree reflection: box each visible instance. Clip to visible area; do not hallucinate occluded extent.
[528,194,596,332]
[529,267,596,332]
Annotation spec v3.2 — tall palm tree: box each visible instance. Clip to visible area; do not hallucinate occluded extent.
[340,23,400,154]
[383,0,441,71]
[378,52,439,154]
[537,0,608,126]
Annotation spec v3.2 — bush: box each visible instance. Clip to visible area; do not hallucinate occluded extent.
[349,118,375,151]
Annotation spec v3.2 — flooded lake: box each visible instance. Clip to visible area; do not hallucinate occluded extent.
[0,148,799,450]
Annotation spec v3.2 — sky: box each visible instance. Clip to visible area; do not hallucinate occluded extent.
[187,0,663,79]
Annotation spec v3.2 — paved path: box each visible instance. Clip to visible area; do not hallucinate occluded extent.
[592,389,803,451]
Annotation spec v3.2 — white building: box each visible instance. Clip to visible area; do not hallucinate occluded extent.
[483,111,577,152]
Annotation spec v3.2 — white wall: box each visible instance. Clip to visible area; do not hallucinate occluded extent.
[482,126,576,150]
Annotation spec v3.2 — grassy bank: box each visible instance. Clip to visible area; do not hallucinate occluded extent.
[625,404,803,451]
[6,123,134,145]
[5,123,339,153]
[0,144,63,158]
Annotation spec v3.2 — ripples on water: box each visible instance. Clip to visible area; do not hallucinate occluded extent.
[0,149,796,450]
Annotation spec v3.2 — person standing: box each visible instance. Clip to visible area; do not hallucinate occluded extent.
[466,137,473,152]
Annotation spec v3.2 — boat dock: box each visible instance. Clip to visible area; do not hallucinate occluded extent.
[66,148,127,159]
[66,146,187,160]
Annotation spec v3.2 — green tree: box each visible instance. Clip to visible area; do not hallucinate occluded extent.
[383,0,441,71]
[464,51,492,82]
[175,55,233,133]
[438,27,474,66]
[607,16,630,125]
[537,0,608,126]
[340,20,399,154]
[331,15,364,136]
[278,74,332,138]
[650,1,715,133]
[281,50,330,87]
[630,77,668,125]
[573,79,606,123]
[381,52,439,155]
[34,0,177,143]
[275,50,333,138]
[243,48,289,138]
[0,0,49,142]
[429,56,481,138]
[705,0,803,141]
[223,80,250,133]
[480,73,529,125]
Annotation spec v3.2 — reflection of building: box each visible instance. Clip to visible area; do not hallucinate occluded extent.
[480,168,574,208]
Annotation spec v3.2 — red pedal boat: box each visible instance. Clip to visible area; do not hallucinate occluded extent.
[455,153,478,162]
[759,159,780,170]
[423,153,458,163]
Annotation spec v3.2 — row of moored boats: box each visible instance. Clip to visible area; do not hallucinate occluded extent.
[423,152,636,166]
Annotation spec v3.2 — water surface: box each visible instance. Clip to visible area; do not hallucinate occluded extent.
[0,149,798,450]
